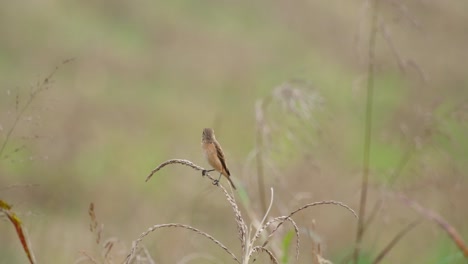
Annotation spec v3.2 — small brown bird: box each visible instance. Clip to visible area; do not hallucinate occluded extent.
[201,128,236,190]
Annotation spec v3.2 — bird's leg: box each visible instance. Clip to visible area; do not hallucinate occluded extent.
[213,173,222,186]
[202,169,215,176]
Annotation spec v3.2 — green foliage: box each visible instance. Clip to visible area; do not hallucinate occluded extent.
[281,230,295,264]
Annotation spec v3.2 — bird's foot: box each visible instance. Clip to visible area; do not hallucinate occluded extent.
[213,179,219,186]
[202,169,214,176]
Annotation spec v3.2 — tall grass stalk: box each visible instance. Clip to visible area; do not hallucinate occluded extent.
[354,0,380,262]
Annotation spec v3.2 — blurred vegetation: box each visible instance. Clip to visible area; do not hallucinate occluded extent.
[1,0,467,263]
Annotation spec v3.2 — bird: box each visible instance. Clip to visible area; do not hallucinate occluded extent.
[201,128,237,190]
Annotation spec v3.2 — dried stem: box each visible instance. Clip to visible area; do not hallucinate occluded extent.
[143,159,357,263]
[0,58,74,159]
[254,216,300,263]
[219,183,247,251]
[145,159,218,185]
[354,0,380,263]
[258,200,357,259]
[125,223,240,264]
[396,194,468,258]
[76,251,99,264]
[251,246,279,264]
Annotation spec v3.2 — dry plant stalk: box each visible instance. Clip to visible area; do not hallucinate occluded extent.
[354,1,429,261]
[0,58,74,159]
[0,199,36,264]
[88,203,102,244]
[251,215,300,262]
[134,159,358,263]
[396,193,468,259]
[309,220,334,264]
[251,246,279,264]
[77,203,128,264]
[124,223,240,264]
[145,159,217,183]
[254,79,323,217]
[354,0,380,262]
[0,59,73,264]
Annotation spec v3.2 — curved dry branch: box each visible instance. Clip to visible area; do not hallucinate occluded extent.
[259,188,275,231]
[250,216,300,263]
[125,223,240,264]
[288,200,358,219]
[145,159,222,187]
[251,246,279,264]
[261,200,357,249]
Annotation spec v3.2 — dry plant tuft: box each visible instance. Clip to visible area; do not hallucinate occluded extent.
[75,203,131,264]
[0,58,74,161]
[1,59,73,264]
[251,246,279,264]
[88,203,103,244]
[126,159,358,263]
[309,220,333,264]
[254,79,323,216]
[351,0,468,261]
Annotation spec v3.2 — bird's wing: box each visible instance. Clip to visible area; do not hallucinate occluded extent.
[215,142,230,176]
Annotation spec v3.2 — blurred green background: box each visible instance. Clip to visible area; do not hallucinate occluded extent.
[1,0,467,263]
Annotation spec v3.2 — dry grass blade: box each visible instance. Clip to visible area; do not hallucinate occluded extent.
[0,200,36,264]
[259,188,275,231]
[125,223,240,264]
[249,187,275,246]
[396,194,468,259]
[145,159,218,183]
[103,240,114,260]
[251,246,279,264]
[75,251,99,264]
[288,200,357,219]
[310,219,323,264]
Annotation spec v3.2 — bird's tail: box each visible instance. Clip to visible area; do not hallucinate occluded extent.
[227,176,237,190]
